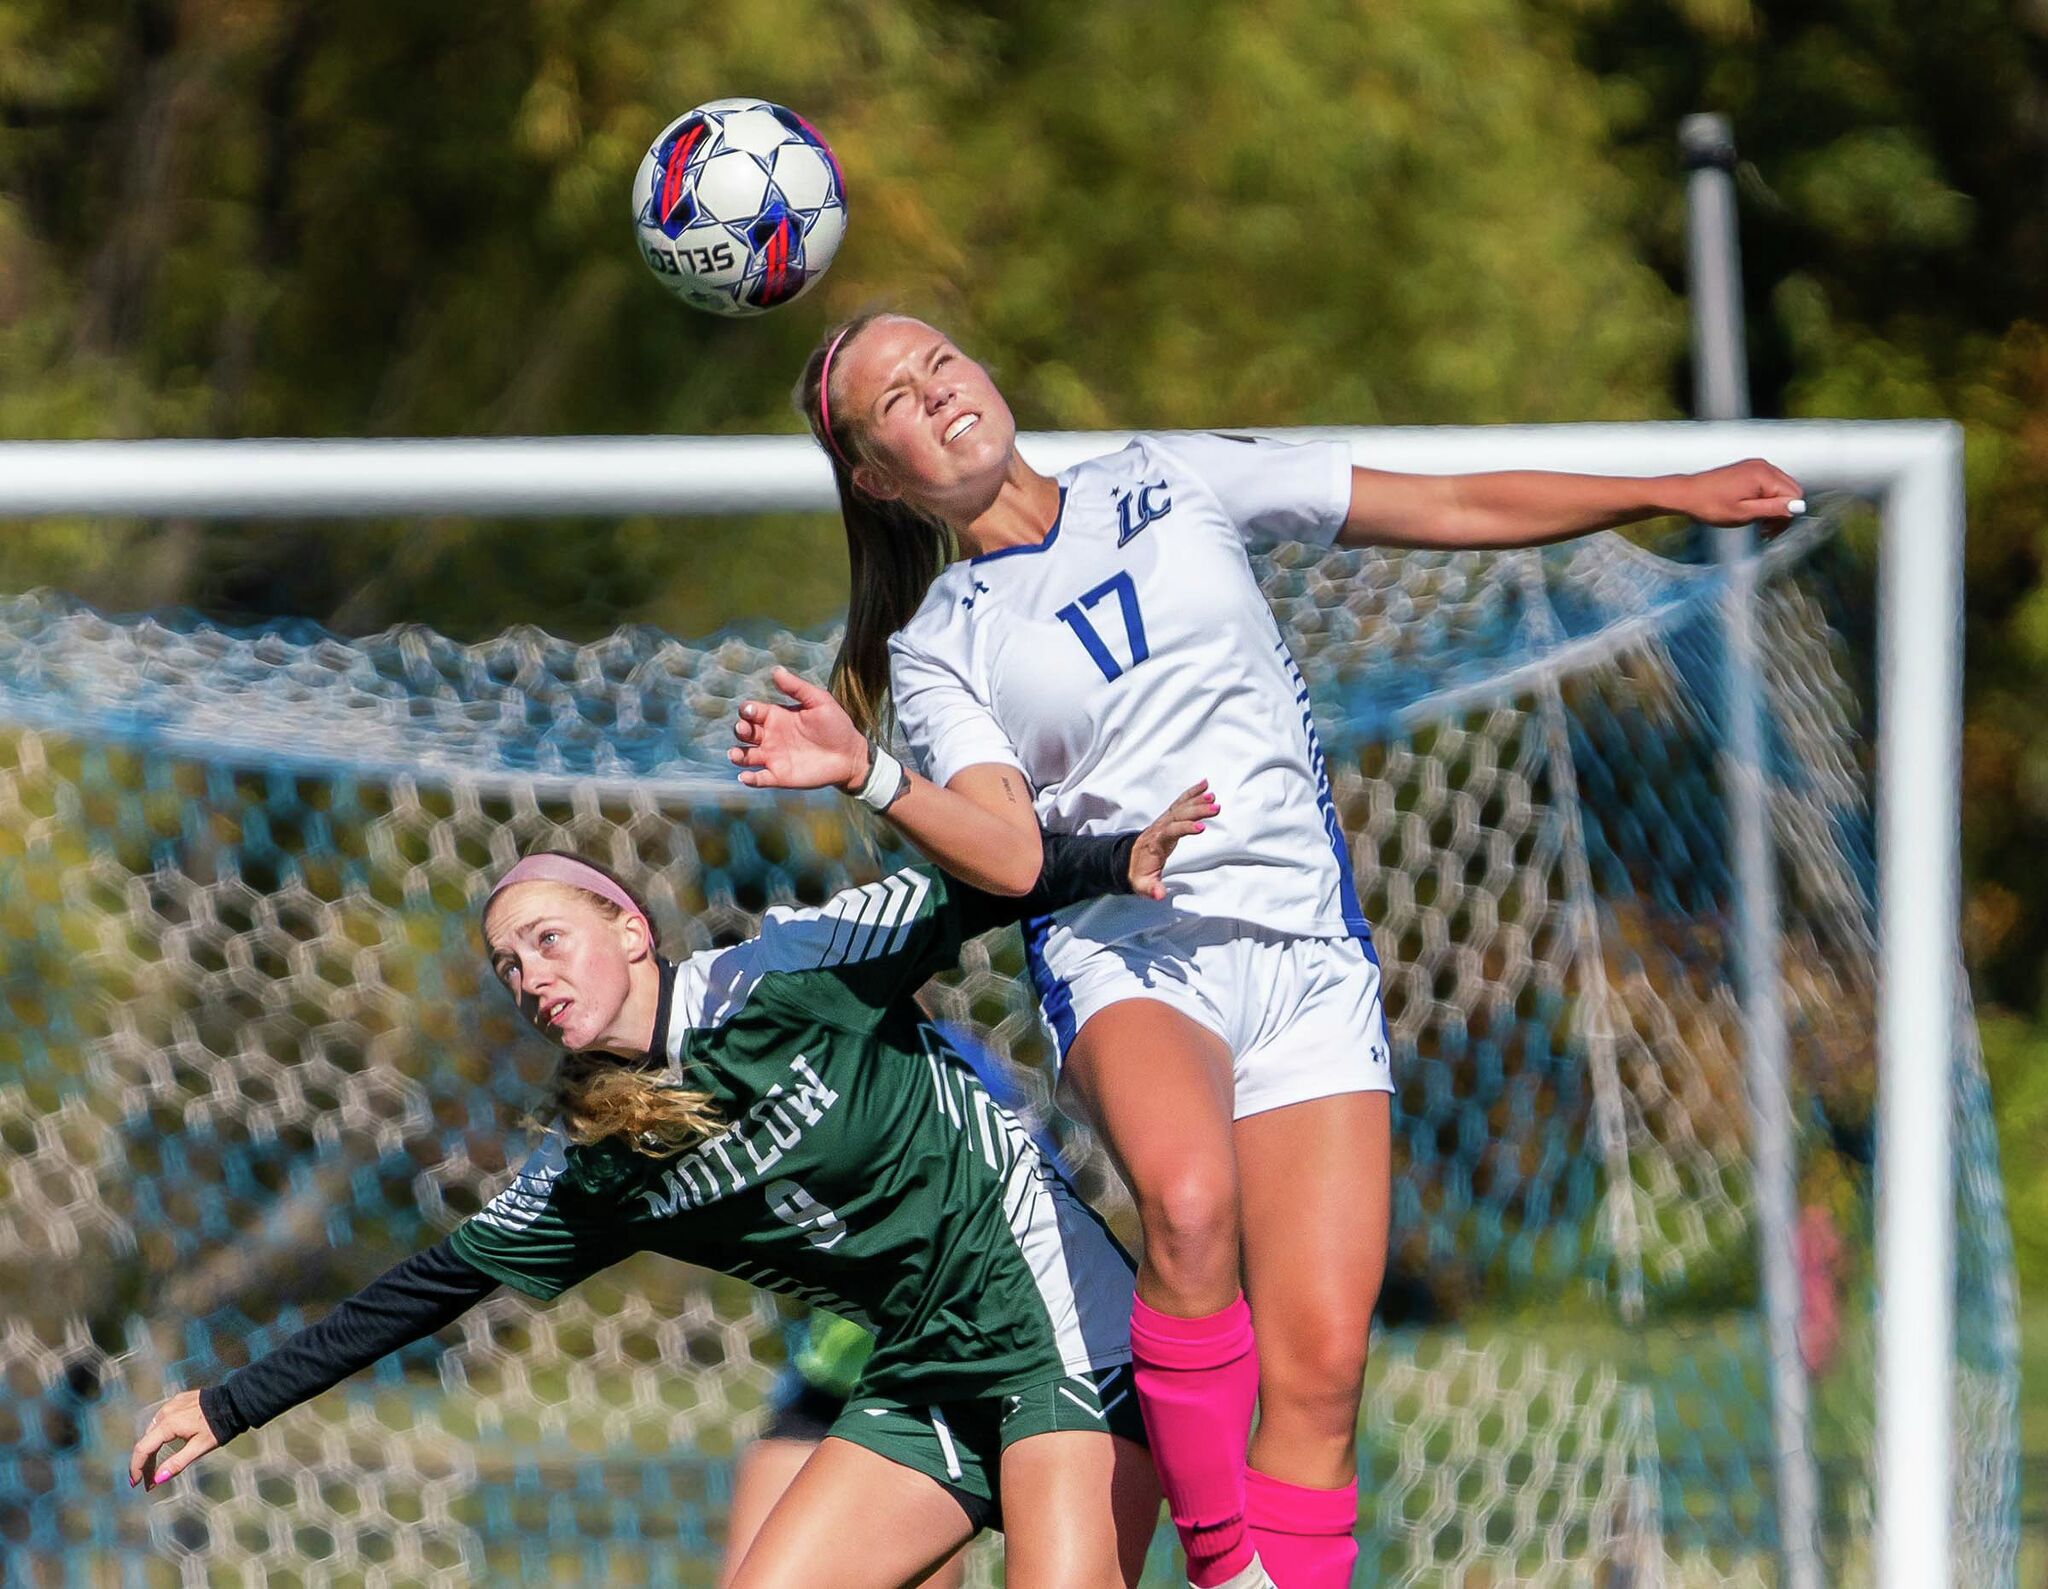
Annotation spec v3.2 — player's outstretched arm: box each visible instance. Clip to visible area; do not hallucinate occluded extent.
[128,1240,497,1490]
[729,666,1045,895]
[1335,458,1806,551]
[816,782,1220,1016]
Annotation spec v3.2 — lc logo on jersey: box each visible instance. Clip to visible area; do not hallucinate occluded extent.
[1113,481,1172,546]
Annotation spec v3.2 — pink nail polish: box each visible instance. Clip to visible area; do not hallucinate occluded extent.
[153,1469,168,1485]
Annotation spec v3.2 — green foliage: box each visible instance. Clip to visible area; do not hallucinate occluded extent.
[1982,1010,2048,1291]
[1547,0,2048,1037]
[0,0,1679,637]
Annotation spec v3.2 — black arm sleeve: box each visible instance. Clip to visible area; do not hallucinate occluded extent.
[949,830,1139,939]
[198,1240,498,1444]
[1030,830,1139,915]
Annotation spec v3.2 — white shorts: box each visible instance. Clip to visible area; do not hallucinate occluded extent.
[1023,916,1394,1121]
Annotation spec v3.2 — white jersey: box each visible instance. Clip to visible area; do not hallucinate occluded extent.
[888,432,1372,952]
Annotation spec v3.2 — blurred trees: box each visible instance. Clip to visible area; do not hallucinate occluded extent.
[3,0,2047,1261]
[0,0,1679,637]
[1538,0,2048,1270]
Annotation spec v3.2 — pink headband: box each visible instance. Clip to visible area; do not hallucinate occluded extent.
[816,324,854,468]
[486,854,650,937]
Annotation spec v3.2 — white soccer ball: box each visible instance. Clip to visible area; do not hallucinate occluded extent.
[633,99,847,317]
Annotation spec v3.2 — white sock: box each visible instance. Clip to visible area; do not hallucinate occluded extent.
[1205,1554,1277,1589]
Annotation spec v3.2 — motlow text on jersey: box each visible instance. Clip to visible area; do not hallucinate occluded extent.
[641,1055,842,1215]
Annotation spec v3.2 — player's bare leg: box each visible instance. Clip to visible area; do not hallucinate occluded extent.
[1063,1001,1240,1314]
[997,1430,1161,1588]
[726,1436,977,1589]
[721,1438,812,1586]
[1236,1088,1391,1585]
[721,1439,970,1589]
[1064,1001,1261,1585]
[1238,1089,1389,1480]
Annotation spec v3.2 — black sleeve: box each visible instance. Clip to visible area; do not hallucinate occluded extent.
[949,830,1139,939]
[1028,830,1140,916]
[198,1240,498,1443]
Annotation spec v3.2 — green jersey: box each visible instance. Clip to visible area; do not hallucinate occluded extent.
[448,865,1137,1404]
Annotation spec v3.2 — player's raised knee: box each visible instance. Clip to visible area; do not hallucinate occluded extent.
[1135,1171,1238,1287]
[1259,1312,1370,1410]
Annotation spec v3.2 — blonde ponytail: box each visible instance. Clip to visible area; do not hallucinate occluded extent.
[549,1051,722,1159]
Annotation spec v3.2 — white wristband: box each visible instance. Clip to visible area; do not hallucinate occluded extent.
[855,742,908,810]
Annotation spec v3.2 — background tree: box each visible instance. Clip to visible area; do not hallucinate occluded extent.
[1542,0,2048,1277]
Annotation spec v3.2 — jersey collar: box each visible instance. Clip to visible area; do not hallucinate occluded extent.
[648,956,681,1071]
[968,484,1068,564]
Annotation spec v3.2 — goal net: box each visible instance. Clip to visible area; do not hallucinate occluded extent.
[0,487,2016,1583]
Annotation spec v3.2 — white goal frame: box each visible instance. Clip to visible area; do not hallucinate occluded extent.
[0,418,1966,1587]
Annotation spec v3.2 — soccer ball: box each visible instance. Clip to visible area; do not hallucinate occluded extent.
[633,99,847,317]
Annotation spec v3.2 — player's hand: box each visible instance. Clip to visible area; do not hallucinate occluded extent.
[129,1389,220,1490]
[1129,781,1219,901]
[1672,459,1806,532]
[729,667,872,793]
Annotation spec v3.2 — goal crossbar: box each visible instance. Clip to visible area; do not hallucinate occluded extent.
[0,420,1955,518]
[0,417,1966,1587]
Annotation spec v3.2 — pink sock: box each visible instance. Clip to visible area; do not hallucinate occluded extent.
[1245,1467,1359,1589]
[1129,1293,1260,1587]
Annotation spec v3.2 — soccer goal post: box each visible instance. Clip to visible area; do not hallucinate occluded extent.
[0,420,1987,1586]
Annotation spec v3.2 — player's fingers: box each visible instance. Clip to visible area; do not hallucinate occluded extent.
[744,700,799,731]
[143,1430,189,1489]
[1739,495,1804,520]
[1735,459,1802,507]
[737,769,781,788]
[133,1405,185,1484]
[771,666,829,705]
[129,1425,157,1486]
[151,1436,208,1487]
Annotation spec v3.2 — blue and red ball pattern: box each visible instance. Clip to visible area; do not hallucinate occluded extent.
[633,99,847,317]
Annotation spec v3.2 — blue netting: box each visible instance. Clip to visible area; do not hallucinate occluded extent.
[0,509,2017,1584]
